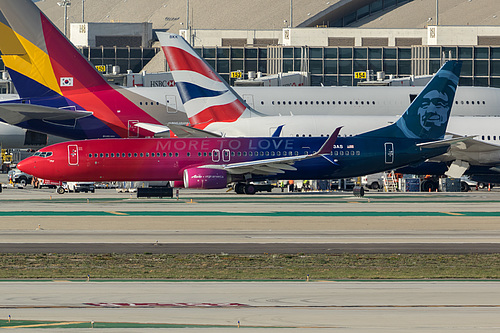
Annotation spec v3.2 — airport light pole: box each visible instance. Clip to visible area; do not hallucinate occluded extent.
[436,0,439,25]
[57,0,71,36]
[290,0,293,27]
[82,0,85,22]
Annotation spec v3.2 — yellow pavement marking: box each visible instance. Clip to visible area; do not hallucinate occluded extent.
[441,212,465,216]
[107,211,129,215]
[6,321,85,328]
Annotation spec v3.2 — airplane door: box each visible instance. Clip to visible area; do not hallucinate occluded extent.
[222,149,230,162]
[166,95,178,113]
[384,142,394,164]
[68,144,79,165]
[128,120,139,138]
[242,94,254,108]
[212,149,220,162]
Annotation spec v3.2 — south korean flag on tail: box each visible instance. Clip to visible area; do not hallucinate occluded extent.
[60,77,74,87]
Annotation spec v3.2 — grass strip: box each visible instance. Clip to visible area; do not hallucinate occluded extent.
[0,253,498,280]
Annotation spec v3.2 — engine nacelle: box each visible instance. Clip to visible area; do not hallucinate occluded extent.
[183,168,228,189]
[169,181,185,188]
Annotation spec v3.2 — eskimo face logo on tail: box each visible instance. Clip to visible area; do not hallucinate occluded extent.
[397,62,460,140]
[417,90,449,131]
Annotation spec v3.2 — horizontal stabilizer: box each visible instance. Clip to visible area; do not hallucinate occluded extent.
[167,123,222,138]
[135,123,222,138]
[135,122,171,137]
[0,103,92,125]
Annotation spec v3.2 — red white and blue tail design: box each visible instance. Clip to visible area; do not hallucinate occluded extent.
[158,32,260,129]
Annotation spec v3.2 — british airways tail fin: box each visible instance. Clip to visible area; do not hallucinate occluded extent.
[157,32,263,129]
[359,61,461,140]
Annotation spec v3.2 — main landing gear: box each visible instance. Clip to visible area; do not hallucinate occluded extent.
[234,183,272,195]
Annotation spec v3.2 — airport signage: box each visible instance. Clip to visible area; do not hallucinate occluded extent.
[354,71,367,79]
[230,71,242,79]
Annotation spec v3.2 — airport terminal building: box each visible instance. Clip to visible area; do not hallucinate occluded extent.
[1,0,500,89]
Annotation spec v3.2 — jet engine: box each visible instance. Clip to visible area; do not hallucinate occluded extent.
[169,181,185,188]
[183,167,228,189]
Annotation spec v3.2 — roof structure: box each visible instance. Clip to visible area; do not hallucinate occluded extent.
[36,0,500,35]
[351,0,500,28]
[35,0,339,34]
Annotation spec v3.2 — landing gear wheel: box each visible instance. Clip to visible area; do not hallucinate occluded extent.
[18,177,27,186]
[421,180,437,192]
[56,186,65,194]
[370,182,380,190]
[234,183,245,194]
[244,184,256,195]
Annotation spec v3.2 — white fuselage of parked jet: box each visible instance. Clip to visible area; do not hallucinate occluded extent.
[2,85,500,149]
[124,85,500,118]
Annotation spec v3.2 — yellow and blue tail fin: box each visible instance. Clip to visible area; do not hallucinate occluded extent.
[0,0,162,139]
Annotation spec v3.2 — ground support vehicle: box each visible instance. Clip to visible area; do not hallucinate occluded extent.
[33,177,62,189]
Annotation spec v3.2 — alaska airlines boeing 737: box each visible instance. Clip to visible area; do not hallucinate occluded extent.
[155,32,500,180]
[17,61,467,194]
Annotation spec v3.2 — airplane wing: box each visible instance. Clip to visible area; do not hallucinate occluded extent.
[423,136,500,178]
[416,136,477,149]
[0,103,92,125]
[447,137,500,152]
[204,127,342,175]
[135,122,222,138]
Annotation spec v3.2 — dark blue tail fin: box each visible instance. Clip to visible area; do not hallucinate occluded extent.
[359,61,461,140]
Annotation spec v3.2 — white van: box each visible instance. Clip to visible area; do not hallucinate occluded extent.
[361,173,384,190]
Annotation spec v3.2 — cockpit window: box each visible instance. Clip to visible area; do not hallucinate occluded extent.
[33,151,53,158]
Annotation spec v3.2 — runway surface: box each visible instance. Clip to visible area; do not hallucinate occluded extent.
[1,184,500,254]
[0,242,499,254]
[0,280,499,331]
[1,182,500,331]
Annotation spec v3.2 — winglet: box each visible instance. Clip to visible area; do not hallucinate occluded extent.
[271,125,284,137]
[313,126,342,156]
